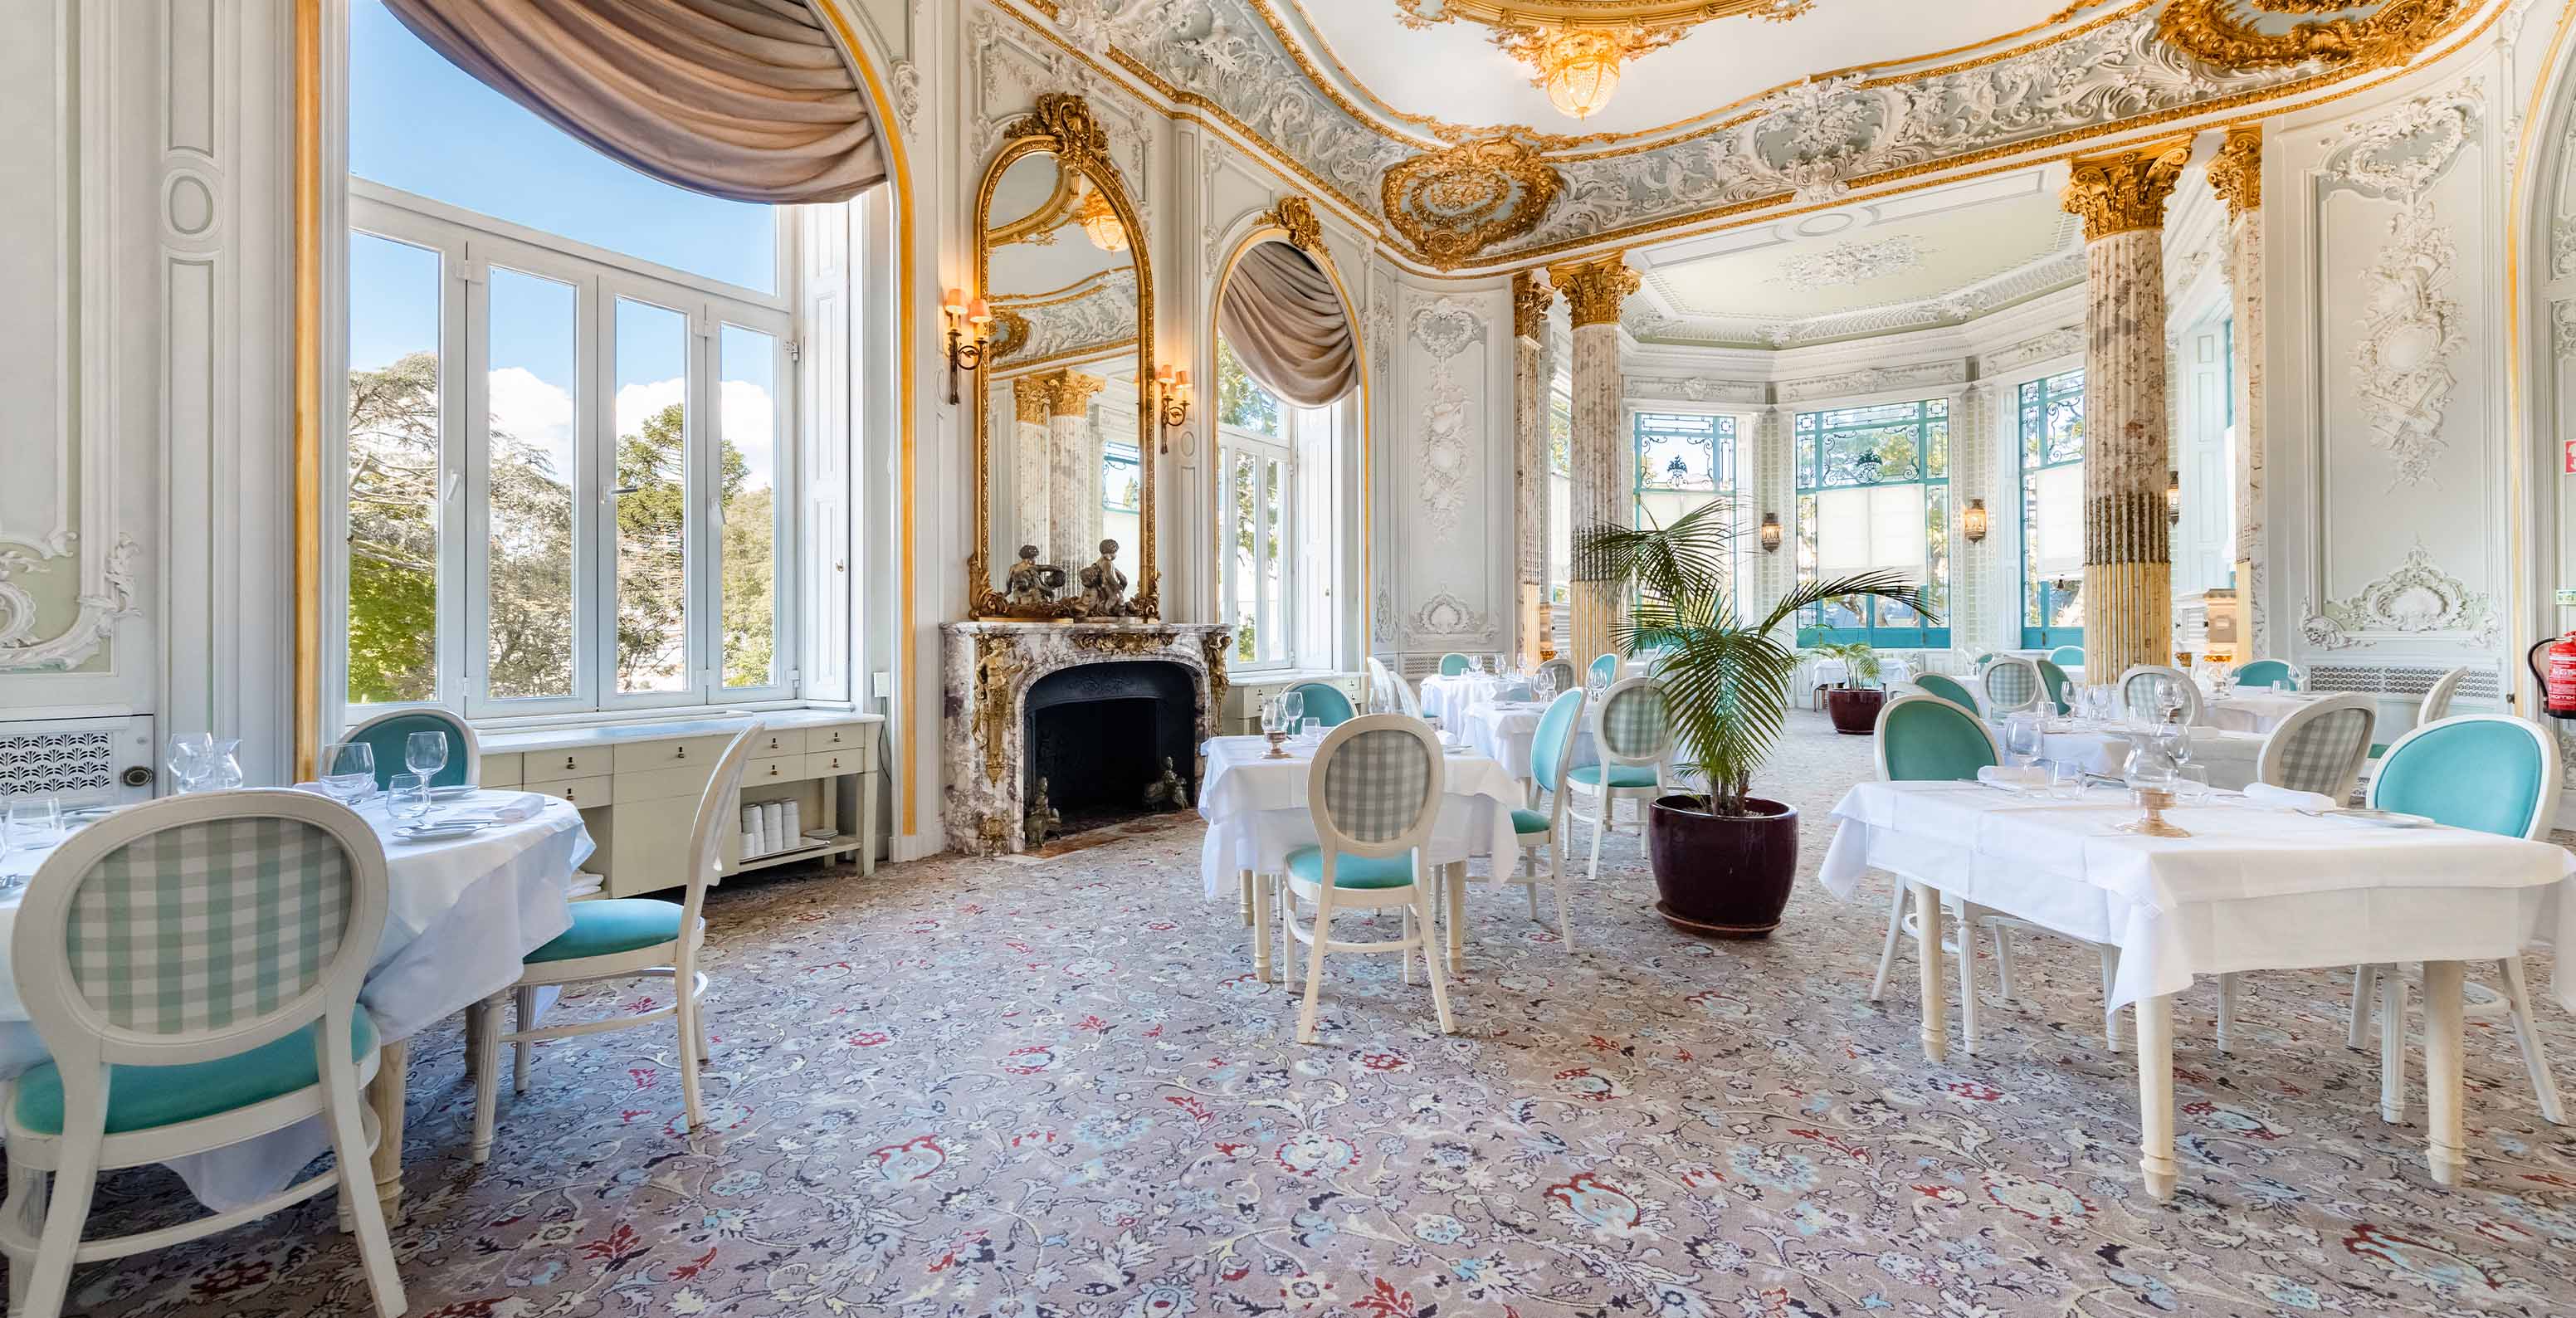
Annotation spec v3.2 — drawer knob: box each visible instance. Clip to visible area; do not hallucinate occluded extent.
[676,746,687,759]
[563,755,577,770]
[768,765,779,776]
[564,788,577,800]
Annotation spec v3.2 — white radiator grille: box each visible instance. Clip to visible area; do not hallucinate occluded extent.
[0,716,157,806]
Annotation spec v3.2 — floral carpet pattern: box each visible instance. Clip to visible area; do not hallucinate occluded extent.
[41,713,2576,1316]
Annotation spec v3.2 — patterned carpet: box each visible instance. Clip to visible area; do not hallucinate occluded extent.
[44,711,2576,1316]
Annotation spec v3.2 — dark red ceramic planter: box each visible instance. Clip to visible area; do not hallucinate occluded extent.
[1646,794,1799,939]
[1823,686,1884,735]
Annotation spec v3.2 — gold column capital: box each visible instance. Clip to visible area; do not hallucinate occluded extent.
[1033,369,1108,417]
[2061,138,2196,242]
[1512,271,1555,339]
[1545,254,1639,329]
[1011,375,1051,424]
[2206,125,2262,220]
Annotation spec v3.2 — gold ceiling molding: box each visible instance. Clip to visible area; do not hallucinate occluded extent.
[1512,271,1556,338]
[2158,0,2463,71]
[1546,253,1641,327]
[1261,194,1325,251]
[986,163,1084,247]
[2060,136,2196,240]
[1382,137,1564,266]
[988,307,1033,360]
[1391,0,1810,27]
[2206,124,2262,217]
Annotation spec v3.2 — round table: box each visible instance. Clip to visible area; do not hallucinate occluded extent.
[1419,672,1533,725]
[2200,691,2315,734]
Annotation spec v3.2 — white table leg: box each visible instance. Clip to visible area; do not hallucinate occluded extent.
[1252,872,1272,983]
[1238,868,1254,927]
[368,1040,409,1224]
[2423,959,2466,1188]
[2134,993,2177,1201]
[1911,882,1946,1063]
[2381,967,2409,1124]
[1446,862,1466,975]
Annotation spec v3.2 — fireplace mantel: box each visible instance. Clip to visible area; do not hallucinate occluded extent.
[939,620,1232,855]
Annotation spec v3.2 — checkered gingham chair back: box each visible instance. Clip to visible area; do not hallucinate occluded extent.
[1307,715,1445,856]
[15,790,389,1066]
[1596,676,1673,766]
[2258,693,2378,800]
[1981,658,2040,714]
[2119,665,2202,725]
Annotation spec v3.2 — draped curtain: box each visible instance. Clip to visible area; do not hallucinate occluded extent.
[383,0,888,205]
[1217,242,1358,408]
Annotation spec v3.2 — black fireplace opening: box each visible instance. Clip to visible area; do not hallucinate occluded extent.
[1023,660,1198,840]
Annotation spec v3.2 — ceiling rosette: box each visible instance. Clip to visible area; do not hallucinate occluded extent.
[1380,138,1565,266]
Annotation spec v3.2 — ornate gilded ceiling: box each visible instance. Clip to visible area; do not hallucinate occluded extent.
[1027,0,2489,271]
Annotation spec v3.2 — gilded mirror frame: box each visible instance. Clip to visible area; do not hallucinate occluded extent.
[969,93,1158,621]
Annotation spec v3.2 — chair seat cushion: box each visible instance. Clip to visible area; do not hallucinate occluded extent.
[14,1009,378,1136]
[1510,808,1551,835]
[1284,846,1417,889]
[2369,742,2391,759]
[1568,764,1658,788]
[527,898,685,964]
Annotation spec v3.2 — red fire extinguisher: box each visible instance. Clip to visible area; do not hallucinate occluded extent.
[2529,632,2576,720]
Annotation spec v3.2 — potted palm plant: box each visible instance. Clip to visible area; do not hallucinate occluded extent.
[1574,505,1928,937]
[1805,639,1887,735]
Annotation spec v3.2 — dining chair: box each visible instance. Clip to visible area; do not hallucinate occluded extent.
[467,724,759,1158]
[1979,656,2043,715]
[2371,664,2471,759]
[1866,694,2028,1054]
[342,705,481,789]
[2047,644,2084,669]
[1587,652,1620,687]
[1505,688,1588,952]
[2252,691,2377,802]
[2035,659,2076,715]
[1280,715,1455,1043]
[2349,715,2565,1125]
[2118,663,2203,725]
[2234,658,2299,691]
[1285,681,1358,728]
[1437,652,1472,676]
[1914,673,1982,719]
[1970,652,1996,671]
[1539,657,1578,695]
[1570,676,1671,891]
[1,790,406,1317]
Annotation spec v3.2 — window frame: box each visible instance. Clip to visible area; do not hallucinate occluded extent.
[338,180,800,726]
[1793,396,1953,650]
[1630,409,1746,608]
[2016,367,2086,652]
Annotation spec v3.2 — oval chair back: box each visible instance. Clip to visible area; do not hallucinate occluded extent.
[2417,665,2472,726]
[2235,658,2299,691]
[2118,664,2202,725]
[1437,652,1472,676]
[1305,715,1446,864]
[1538,657,1579,696]
[1874,692,2003,782]
[1286,681,1358,728]
[1971,652,1996,670]
[2035,659,2075,715]
[342,705,481,789]
[1914,672,1981,718]
[1530,687,1590,798]
[679,725,764,937]
[2047,644,2084,668]
[1979,657,2043,715]
[1588,652,1621,687]
[1593,676,1674,774]
[2254,692,2377,800]
[2370,715,2560,839]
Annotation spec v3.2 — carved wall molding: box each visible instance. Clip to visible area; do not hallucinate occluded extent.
[2298,541,2496,650]
[2159,0,2463,73]
[1407,589,1492,642]
[1406,294,1488,543]
[1776,359,1969,405]
[1626,375,1769,407]
[1985,325,2087,373]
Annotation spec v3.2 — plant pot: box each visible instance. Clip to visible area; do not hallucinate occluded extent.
[1646,794,1799,939]
[1823,686,1884,735]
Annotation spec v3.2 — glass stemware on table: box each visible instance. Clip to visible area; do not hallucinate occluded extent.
[320,741,378,806]
[164,733,245,794]
[387,773,432,822]
[405,730,450,783]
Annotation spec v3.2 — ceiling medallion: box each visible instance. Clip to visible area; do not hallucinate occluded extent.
[1381,137,1564,266]
[1393,1,1814,120]
[2157,0,2462,71]
[1764,235,1928,288]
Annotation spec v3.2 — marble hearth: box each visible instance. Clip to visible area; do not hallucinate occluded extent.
[940,621,1232,856]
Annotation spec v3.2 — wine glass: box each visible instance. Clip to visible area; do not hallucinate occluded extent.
[2007,715,2045,769]
[1280,689,1305,730]
[166,734,214,795]
[1534,668,1557,703]
[405,730,450,783]
[2154,680,2185,726]
[2047,759,2086,802]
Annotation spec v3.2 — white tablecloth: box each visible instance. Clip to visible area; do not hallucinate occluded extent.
[1196,735,1521,897]
[1996,722,2266,791]
[0,790,588,1208]
[1461,700,1598,781]
[2201,691,2314,734]
[1820,779,2576,1009]
[1418,673,1532,725]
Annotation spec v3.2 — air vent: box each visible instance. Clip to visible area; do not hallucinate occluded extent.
[0,716,157,806]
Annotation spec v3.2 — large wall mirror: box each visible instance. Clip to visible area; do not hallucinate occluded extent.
[971,95,1157,620]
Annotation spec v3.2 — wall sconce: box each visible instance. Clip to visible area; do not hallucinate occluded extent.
[2164,470,2182,525]
[941,286,993,406]
[1962,498,1989,543]
[1758,512,1782,554]
[1151,364,1193,453]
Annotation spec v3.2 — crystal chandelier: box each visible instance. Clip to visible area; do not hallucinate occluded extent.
[1075,189,1127,252]
[1537,29,1626,120]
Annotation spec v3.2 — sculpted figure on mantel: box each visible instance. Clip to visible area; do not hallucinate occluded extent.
[1080,538,1129,614]
[1006,544,1066,607]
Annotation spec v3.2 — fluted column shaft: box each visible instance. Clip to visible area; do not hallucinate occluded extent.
[1038,370,1107,572]
[1011,377,1053,559]
[1512,273,1554,665]
[1752,403,1793,638]
[1549,255,1639,672]
[1949,383,1996,653]
[2210,127,2268,657]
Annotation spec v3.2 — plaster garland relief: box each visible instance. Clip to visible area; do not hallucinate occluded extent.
[2298,541,2497,652]
[1405,293,1487,544]
[0,532,140,673]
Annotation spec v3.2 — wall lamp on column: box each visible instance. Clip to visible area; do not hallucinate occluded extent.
[1962,498,1989,543]
[2164,470,2182,525]
[941,287,993,406]
[1758,512,1783,553]
[1151,364,1193,453]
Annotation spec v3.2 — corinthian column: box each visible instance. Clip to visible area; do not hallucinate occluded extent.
[1512,271,1556,666]
[1037,369,1107,572]
[2208,125,2268,657]
[1546,254,1640,672]
[2061,139,2192,679]
[1010,376,1054,559]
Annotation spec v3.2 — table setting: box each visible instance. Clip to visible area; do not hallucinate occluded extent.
[1418,658,1534,725]
[1988,699,2266,793]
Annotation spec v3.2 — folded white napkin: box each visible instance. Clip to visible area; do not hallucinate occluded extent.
[447,791,547,823]
[1975,764,2047,789]
[2242,783,2335,812]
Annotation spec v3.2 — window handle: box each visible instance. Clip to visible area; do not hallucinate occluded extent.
[612,486,641,496]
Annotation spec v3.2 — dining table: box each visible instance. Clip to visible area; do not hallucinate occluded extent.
[2199,690,2315,734]
[0,788,589,1218]
[2000,720,2267,791]
[1461,698,1598,797]
[1197,734,1523,978]
[1821,778,2576,1199]
[1418,671,1532,725]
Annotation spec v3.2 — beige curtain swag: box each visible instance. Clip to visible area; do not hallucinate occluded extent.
[384,0,888,205]
[1217,242,1358,409]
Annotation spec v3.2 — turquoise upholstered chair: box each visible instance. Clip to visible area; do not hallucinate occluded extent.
[2047,645,2084,668]
[2235,658,2298,691]
[1970,652,1996,670]
[1281,715,1456,1043]
[1500,688,1586,950]
[1437,652,1473,676]
[1868,694,2018,1048]
[1587,653,1621,686]
[341,706,480,789]
[1571,677,1671,891]
[1286,681,1358,728]
[2036,659,2076,715]
[1914,673,1981,719]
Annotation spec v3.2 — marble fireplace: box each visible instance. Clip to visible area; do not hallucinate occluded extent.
[940,621,1232,856]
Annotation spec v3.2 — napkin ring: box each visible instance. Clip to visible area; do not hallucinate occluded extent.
[2114,787,2190,838]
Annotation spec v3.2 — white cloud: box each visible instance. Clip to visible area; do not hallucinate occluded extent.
[487,365,575,456]
[612,375,778,491]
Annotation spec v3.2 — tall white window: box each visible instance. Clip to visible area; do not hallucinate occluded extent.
[1217,339,1295,671]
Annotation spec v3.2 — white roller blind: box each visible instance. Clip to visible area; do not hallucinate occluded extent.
[2030,463,2084,578]
[1813,485,1926,580]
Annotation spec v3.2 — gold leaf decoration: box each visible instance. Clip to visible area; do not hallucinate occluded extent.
[1382,138,1564,267]
[2205,125,2263,219]
[2157,0,2463,72]
[1544,254,1640,329]
[1004,93,1112,178]
[1263,195,1325,252]
[2059,137,2195,241]
[1512,271,1555,339]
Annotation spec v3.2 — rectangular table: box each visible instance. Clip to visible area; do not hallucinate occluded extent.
[1997,720,2267,791]
[0,790,588,1216]
[1821,779,2576,1198]
[1198,735,1521,978]
[2200,691,2314,734]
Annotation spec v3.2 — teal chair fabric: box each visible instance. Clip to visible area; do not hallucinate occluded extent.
[1286,681,1358,727]
[346,709,472,788]
[12,1009,377,1135]
[1510,808,1550,834]
[526,899,685,964]
[1530,689,1585,794]
[1283,846,1417,889]
[1588,653,1620,686]
[1438,652,1472,676]
[2037,659,2075,715]
[1880,698,1998,782]
[1568,763,1659,788]
[2236,659,2298,691]
[1915,673,1979,716]
[2373,720,2548,839]
[1972,652,1995,668]
[2047,645,2084,667]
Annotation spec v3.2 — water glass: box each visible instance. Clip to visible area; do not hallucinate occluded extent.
[387,773,432,822]
[207,738,245,790]
[2047,759,2086,802]
[2005,713,2043,768]
[2273,679,2294,696]
[166,733,215,794]
[1300,718,1320,739]
[3,798,61,857]
[2156,721,2193,767]
[321,740,376,788]
[2174,765,2212,804]
[405,730,450,781]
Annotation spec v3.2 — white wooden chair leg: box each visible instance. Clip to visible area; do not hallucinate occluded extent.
[2500,956,2566,1125]
[2349,964,2377,1050]
[693,980,715,1068]
[469,996,502,1164]
[1912,883,1947,1063]
[2216,972,2239,1056]
[1400,905,1414,985]
[22,1117,103,1318]
[2380,967,2409,1125]
[1415,884,1456,1035]
[514,985,539,1095]
[321,1056,410,1317]
[675,974,708,1133]
[1279,882,1297,996]
[2101,945,2125,1053]
[4,1159,43,1312]
[1870,881,1905,1003]
[1297,887,1334,1044]
[1991,922,2017,1003]
[1584,798,1608,890]
[1553,842,1574,954]
[1525,874,1539,920]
